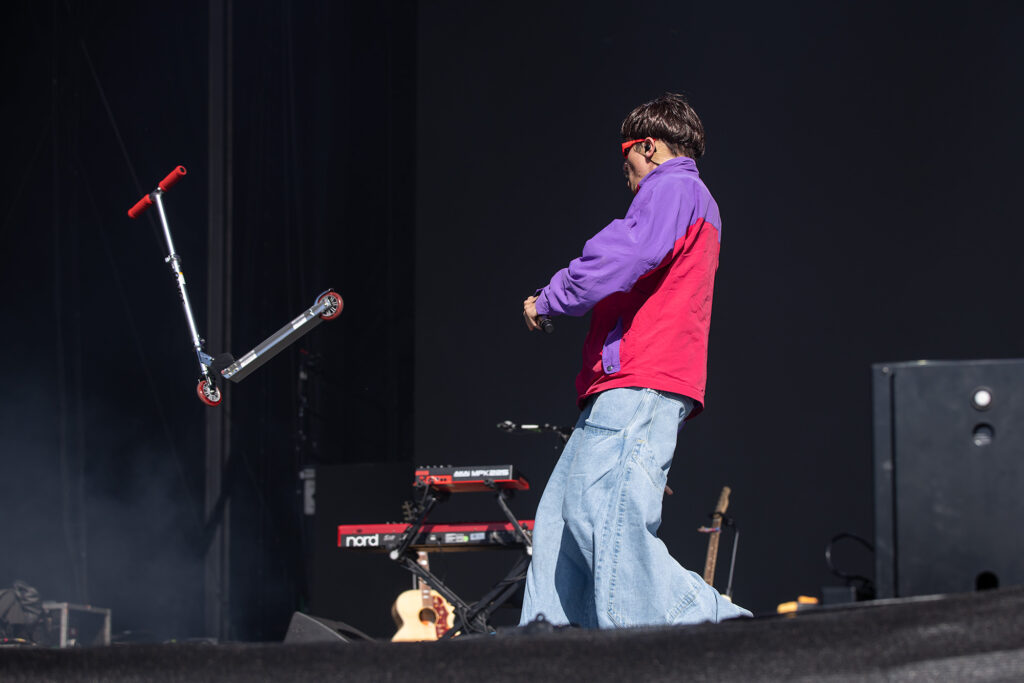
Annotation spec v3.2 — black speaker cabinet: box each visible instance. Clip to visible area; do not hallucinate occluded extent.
[284,612,353,643]
[873,359,1024,599]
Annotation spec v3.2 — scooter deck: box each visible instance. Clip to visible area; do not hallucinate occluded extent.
[220,297,334,383]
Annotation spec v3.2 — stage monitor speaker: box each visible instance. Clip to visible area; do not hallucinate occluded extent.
[872,359,1024,599]
[284,612,354,644]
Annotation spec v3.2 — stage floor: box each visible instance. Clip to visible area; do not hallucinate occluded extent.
[2,586,1023,682]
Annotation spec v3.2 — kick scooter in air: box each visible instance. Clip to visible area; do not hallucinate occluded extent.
[128,166,343,406]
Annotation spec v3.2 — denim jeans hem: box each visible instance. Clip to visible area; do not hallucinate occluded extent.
[520,387,752,628]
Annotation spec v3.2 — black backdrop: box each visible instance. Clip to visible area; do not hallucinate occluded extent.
[1,0,1022,641]
[413,0,1024,620]
[0,0,416,641]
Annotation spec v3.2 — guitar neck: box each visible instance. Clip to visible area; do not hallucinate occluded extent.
[702,486,731,586]
[415,551,451,639]
[416,551,431,608]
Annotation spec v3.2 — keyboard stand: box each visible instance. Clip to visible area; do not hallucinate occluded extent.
[388,477,533,635]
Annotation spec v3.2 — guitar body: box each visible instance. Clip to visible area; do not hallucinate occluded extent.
[390,550,456,642]
[390,586,455,642]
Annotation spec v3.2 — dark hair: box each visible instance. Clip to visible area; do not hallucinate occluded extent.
[620,93,706,159]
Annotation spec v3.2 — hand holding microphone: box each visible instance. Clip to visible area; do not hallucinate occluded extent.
[523,295,554,334]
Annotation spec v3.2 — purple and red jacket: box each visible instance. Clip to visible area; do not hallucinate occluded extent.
[534,156,721,416]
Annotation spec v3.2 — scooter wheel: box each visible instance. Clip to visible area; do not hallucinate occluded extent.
[197,379,223,406]
[317,290,344,321]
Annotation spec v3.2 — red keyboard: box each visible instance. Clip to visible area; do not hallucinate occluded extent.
[338,520,534,552]
[413,464,530,493]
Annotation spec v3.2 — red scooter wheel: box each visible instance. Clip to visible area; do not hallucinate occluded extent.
[197,379,223,406]
[317,291,344,320]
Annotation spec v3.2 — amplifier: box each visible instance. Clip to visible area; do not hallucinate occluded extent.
[873,359,1024,598]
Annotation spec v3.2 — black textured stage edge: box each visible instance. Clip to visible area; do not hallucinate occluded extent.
[2,586,1024,682]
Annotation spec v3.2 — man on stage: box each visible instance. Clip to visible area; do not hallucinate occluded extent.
[520,93,750,628]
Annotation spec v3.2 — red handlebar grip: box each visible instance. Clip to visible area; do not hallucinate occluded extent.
[127,194,154,219]
[158,166,187,192]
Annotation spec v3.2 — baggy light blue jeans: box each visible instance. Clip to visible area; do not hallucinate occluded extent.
[519,387,751,628]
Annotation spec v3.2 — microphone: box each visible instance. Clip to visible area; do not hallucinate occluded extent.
[497,421,542,433]
[527,292,554,334]
[496,421,572,437]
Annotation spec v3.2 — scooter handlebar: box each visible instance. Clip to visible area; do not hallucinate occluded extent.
[127,194,154,219]
[127,166,187,219]
[158,165,187,191]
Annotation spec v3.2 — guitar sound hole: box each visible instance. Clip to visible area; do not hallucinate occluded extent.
[419,608,437,623]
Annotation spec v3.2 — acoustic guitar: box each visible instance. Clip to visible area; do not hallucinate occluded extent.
[390,551,455,642]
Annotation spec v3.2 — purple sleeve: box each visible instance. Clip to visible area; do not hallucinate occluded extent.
[535,179,683,317]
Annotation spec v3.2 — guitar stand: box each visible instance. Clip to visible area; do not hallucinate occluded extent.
[723,518,739,600]
[699,514,740,600]
[388,481,533,636]
[127,166,344,406]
